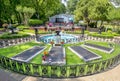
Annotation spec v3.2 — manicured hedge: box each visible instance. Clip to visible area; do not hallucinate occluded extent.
[0,33,30,39]
[17,25,29,31]
[87,32,119,38]
[29,19,43,26]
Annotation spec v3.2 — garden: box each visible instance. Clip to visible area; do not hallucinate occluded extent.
[0,0,120,79]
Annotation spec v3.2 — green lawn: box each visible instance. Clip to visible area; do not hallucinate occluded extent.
[0,42,41,57]
[86,40,111,47]
[64,42,85,65]
[65,47,85,65]
[30,44,51,64]
[20,29,52,34]
[0,40,120,65]
[30,43,85,65]
[84,41,120,63]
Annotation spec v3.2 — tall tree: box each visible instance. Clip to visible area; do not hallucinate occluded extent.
[16,6,35,26]
[67,0,79,14]
[89,0,113,27]
[74,0,94,28]
[74,0,114,29]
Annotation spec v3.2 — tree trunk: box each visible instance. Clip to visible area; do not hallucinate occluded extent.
[95,21,98,28]
[100,20,103,27]
[0,20,2,27]
[16,12,21,24]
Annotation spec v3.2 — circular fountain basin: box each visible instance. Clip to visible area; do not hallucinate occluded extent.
[40,34,79,43]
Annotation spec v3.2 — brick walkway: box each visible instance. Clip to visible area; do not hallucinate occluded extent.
[0,64,120,81]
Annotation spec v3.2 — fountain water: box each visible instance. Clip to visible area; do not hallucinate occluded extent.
[40,31,79,44]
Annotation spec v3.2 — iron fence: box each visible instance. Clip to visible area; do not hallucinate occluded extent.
[0,54,120,78]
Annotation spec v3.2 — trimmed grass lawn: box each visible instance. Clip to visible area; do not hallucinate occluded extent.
[20,29,52,34]
[0,42,41,57]
[86,40,112,47]
[64,40,120,65]
[0,40,120,65]
[30,44,51,64]
[65,47,85,65]
[64,42,85,65]
[84,41,120,63]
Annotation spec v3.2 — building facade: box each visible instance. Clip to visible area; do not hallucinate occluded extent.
[49,14,74,24]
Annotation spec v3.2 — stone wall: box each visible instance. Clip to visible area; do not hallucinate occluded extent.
[0,36,35,48]
[85,35,120,44]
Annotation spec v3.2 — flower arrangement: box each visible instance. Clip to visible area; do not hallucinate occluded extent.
[50,41,54,47]
[44,51,48,56]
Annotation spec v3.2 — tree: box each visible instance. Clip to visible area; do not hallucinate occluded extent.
[0,0,66,24]
[67,0,79,14]
[74,0,94,29]
[74,0,114,30]
[30,0,65,21]
[108,8,120,32]
[16,6,35,26]
[89,0,113,27]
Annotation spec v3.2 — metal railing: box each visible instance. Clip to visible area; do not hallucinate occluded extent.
[0,36,120,78]
[0,53,120,78]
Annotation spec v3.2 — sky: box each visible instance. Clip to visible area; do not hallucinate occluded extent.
[61,0,68,7]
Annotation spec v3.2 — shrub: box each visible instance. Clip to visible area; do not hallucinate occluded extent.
[107,28,112,31]
[29,19,43,26]
[0,33,30,39]
[88,32,114,38]
[17,25,29,31]
[117,30,120,34]
[88,22,97,28]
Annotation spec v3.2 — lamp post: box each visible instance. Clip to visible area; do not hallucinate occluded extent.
[34,28,39,41]
[81,26,85,38]
[80,25,85,42]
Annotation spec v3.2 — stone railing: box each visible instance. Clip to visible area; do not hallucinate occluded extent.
[85,35,120,44]
[0,36,35,48]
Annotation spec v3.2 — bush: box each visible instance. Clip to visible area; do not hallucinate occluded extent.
[88,22,97,28]
[0,33,30,39]
[29,19,43,26]
[17,25,29,31]
[88,32,114,38]
[107,28,112,31]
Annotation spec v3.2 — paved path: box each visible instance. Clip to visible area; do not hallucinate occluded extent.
[0,68,26,81]
[1,64,120,81]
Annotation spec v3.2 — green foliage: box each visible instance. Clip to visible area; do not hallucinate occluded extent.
[74,0,94,22]
[17,25,29,31]
[85,41,120,61]
[107,27,112,31]
[74,0,114,26]
[31,45,51,64]
[108,8,120,21]
[65,47,85,65]
[0,33,30,39]
[0,42,39,57]
[88,22,97,28]
[16,5,35,25]
[67,0,78,14]
[88,32,117,38]
[117,30,120,34]
[29,19,43,26]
